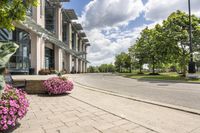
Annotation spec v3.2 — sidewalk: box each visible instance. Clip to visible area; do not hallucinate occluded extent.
[70,84,200,133]
[10,93,155,133]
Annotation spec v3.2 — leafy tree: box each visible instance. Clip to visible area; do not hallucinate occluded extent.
[194,53,200,72]
[98,64,115,73]
[0,0,38,30]
[115,52,131,73]
[138,26,167,74]
[87,66,99,73]
[129,37,148,73]
[0,0,38,94]
[163,10,200,76]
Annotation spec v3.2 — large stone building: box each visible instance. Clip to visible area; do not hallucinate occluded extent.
[0,0,90,74]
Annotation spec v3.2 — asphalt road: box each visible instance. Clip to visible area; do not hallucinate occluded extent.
[71,73,200,110]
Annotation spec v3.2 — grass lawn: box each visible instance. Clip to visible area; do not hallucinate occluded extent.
[117,72,200,83]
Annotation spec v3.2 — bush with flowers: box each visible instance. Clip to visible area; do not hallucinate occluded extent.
[0,84,29,131]
[43,76,74,95]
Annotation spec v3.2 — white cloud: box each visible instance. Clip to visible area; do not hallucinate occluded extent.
[86,28,141,66]
[81,0,200,66]
[81,0,144,30]
[80,0,144,66]
[144,0,200,22]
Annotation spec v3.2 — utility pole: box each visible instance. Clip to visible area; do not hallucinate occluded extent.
[188,0,196,73]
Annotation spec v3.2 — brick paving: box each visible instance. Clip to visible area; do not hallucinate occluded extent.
[7,94,156,133]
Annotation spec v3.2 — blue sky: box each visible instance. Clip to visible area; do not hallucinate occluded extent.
[63,0,200,66]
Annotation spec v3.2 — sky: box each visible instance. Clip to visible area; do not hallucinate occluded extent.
[63,0,200,66]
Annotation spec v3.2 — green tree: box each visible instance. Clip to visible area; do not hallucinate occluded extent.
[194,53,200,72]
[129,37,148,74]
[99,64,115,73]
[115,52,131,73]
[0,0,38,94]
[163,10,200,76]
[138,26,166,74]
[87,66,99,73]
[0,0,38,30]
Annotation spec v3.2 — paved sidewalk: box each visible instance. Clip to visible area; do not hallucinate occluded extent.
[70,84,200,133]
[9,94,155,133]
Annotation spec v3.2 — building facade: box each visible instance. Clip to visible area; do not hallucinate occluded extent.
[0,0,90,74]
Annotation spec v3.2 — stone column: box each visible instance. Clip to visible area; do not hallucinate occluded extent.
[85,62,88,72]
[54,5,63,72]
[31,0,45,74]
[54,46,63,71]
[78,60,83,73]
[30,33,45,74]
[74,33,79,73]
[78,40,83,73]
[32,0,45,27]
[66,23,72,73]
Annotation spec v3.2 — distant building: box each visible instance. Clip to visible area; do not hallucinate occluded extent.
[0,0,90,74]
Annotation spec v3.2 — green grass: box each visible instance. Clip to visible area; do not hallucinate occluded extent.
[117,72,200,83]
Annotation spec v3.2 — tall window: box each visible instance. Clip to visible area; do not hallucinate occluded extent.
[72,33,76,50]
[45,47,54,69]
[62,23,68,43]
[4,28,31,73]
[0,29,12,41]
[45,4,55,33]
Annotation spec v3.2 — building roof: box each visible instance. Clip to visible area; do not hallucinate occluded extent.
[85,43,91,47]
[72,22,83,31]
[20,17,90,62]
[20,17,78,56]
[83,38,89,43]
[62,9,78,21]
[79,32,87,38]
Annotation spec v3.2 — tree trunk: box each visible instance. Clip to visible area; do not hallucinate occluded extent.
[182,51,187,77]
[140,65,142,73]
[152,57,155,74]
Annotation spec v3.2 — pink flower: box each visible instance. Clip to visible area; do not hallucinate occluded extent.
[43,77,74,95]
[0,84,29,131]
[2,124,8,130]
[7,120,12,125]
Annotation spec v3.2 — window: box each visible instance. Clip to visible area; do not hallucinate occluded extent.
[0,29,12,41]
[45,6,55,33]
[5,29,31,73]
[62,24,68,43]
[45,47,55,69]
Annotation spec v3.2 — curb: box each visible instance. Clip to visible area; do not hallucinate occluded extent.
[74,81,200,116]
[116,74,200,84]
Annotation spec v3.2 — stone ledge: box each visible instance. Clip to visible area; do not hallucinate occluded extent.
[14,80,46,94]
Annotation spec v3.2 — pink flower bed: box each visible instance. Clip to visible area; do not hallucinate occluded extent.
[43,77,74,95]
[0,85,29,131]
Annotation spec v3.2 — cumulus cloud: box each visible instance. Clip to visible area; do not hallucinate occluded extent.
[81,0,144,30]
[144,0,200,22]
[78,0,145,66]
[86,28,141,66]
[80,0,200,66]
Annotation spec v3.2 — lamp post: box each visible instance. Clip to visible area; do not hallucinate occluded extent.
[188,0,196,73]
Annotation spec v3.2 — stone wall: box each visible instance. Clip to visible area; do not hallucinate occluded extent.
[14,80,46,94]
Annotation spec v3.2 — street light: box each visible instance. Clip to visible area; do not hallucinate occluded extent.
[188,0,196,73]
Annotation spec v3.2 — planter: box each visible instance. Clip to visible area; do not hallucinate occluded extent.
[0,84,29,131]
[43,77,74,95]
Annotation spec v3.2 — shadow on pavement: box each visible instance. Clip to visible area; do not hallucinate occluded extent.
[36,93,71,97]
